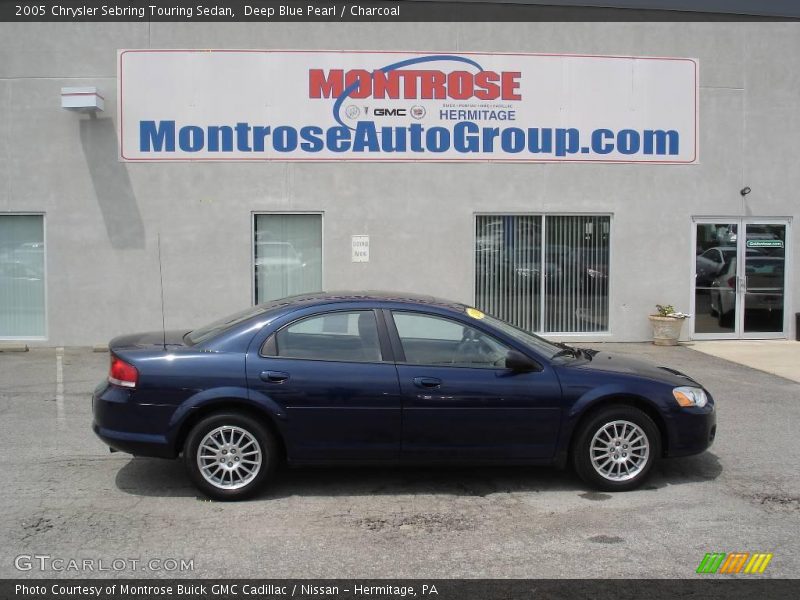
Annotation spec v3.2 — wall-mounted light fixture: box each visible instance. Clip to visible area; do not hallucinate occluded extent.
[61,87,104,113]
[740,186,752,197]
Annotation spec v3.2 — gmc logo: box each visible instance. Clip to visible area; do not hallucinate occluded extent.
[373,108,407,116]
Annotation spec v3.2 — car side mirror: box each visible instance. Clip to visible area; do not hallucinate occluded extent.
[505,350,540,372]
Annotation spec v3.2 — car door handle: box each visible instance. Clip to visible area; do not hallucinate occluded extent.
[413,377,442,389]
[260,371,289,383]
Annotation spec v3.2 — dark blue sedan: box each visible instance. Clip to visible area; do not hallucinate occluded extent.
[92,292,716,500]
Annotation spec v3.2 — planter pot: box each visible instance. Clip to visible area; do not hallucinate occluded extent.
[648,315,686,346]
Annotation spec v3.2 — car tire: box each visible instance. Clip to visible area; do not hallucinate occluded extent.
[572,405,661,492]
[184,412,277,501]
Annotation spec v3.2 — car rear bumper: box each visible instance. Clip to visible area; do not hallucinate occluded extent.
[665,404,717,458]
[92,382,177,458]
[92,423,174,458]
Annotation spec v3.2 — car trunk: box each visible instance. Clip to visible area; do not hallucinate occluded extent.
[109,330,190,351]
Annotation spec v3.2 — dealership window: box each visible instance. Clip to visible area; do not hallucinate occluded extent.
[253,214,322,303]
[475,215,610,334]
[0,215,46,338]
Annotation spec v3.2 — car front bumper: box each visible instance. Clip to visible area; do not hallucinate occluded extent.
[664,403,717,458]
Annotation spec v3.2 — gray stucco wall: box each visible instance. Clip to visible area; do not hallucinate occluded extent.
[0,21,797,346]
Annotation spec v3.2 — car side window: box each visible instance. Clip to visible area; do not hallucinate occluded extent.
[267,310,382,362]
[392,312,510,368]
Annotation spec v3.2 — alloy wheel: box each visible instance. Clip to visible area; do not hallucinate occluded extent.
[196,425,262,490]
[589,420,650,482]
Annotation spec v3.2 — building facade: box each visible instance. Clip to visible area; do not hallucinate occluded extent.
[0,18,797,346]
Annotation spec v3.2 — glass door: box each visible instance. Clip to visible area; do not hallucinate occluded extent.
[742,222,786,338]
[693,222,739,338]
[692,219,790,339]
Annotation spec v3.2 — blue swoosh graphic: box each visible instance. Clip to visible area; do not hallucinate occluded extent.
[332,54,485,129]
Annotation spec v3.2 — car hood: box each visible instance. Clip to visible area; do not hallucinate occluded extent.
[109,330,189,350]
[565,351,700,387]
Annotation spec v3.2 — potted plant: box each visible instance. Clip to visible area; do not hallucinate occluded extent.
[648,304,690,346]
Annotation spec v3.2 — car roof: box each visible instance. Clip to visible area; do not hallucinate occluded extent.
[256,290,469,313]
[746,256,783,262]
[196,291,477,351]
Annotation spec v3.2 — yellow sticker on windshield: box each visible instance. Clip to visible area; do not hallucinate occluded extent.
[466,307,485,320]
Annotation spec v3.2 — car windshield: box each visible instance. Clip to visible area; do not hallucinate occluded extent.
[481,313,564,358]
[186,305,268,345]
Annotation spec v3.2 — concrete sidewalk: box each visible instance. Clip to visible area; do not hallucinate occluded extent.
[688,340,800,384]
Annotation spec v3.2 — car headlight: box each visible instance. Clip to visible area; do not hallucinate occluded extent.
[673,386,708,408]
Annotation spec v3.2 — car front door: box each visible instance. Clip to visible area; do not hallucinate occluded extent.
[387,310,563,460]
[246,309,401,461]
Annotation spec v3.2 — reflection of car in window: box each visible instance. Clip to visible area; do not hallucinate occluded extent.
[254,241,304,268]
[253,242,313,300]
[0,261,42,281]
[0,260,45,318]
[695,246,764,287]
[510,245,586,289]
[581,247,609,291]
[745,226,780,241]
[475,220,505,254]
[710,256,785,326]
[696,246,737,287]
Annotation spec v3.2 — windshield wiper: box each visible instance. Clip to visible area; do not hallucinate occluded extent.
[552,344,580,359]
[552,343,595,360]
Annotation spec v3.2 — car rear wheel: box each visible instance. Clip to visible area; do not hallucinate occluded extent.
[572,405,661,491]
[184,412,277,501]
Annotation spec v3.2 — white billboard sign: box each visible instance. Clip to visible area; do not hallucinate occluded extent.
[118,50,698,163]
[351,235,369,262]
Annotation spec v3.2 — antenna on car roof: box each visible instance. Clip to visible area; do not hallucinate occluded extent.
[157,233,167,350]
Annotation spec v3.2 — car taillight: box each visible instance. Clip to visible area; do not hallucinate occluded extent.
[727,276,736,288]
[109,355,138,388]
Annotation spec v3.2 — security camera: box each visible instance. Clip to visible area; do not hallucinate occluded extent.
[740,187,752,196]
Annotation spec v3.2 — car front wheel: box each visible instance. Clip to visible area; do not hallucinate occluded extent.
[184,412,277,501]
[572,405,661,491]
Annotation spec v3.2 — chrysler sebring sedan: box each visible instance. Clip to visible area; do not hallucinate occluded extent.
[93,292,716,500]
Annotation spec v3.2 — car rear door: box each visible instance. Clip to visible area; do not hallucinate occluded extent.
[386,310,562,460]
[246,308,402,461]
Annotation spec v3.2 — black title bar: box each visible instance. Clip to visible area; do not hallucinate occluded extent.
[2,0,799,22]
[3,580,800,600]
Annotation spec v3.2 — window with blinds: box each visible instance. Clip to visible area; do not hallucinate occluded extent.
[0,215,46,338]
[475,215,610,334]
[254,214,322,303]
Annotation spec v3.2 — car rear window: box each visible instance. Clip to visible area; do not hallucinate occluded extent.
[186,306,268,345]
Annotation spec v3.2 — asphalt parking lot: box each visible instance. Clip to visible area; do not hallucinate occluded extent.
[0,344,798,579]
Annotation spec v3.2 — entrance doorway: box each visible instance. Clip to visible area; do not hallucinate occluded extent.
[692,218,790,339]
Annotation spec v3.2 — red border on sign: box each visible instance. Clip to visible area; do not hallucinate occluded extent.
[118,49,698,164]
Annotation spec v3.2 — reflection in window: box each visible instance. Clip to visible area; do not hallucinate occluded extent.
[0,215,45,338]
[275,311,381,362]
[254,214,322,303]
[393,312,510,368]
[475,215,610,334]
[694,222,738,334]
[743,224,786,334]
